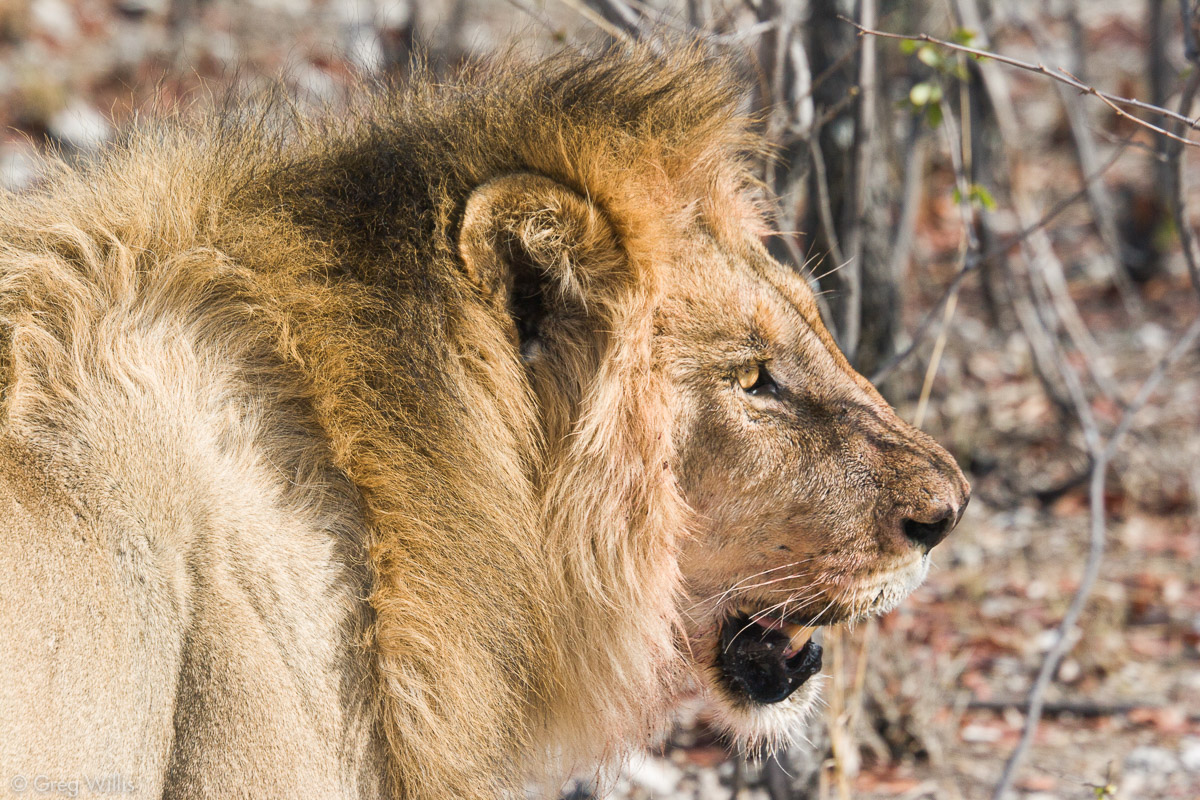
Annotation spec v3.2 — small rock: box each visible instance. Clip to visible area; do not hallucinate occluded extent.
[1124,745,1180,775]
[1137,322,1170,353]
[48,102,111,150]
[1056,658,1081,683]
[623,754,682,796]
[115,0,167,17]
[0,145,42,191]
[31,0,77,42]
[1180,737,1200,773]
[960,723,1003,743]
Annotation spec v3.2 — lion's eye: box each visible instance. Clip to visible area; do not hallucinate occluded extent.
[734,363,777,395]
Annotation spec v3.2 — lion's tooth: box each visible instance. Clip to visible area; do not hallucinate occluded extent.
[783,624,816,650]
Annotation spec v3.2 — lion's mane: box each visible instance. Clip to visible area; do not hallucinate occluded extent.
[0,46,762,797]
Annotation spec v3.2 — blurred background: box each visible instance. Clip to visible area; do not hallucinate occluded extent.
[4,1,1198,798]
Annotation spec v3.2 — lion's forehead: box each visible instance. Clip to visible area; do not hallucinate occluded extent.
[656,236,850,377]
[660,238,777,319]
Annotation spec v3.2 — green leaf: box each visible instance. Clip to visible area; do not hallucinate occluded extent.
[909,81,943,107]
[924,101,944,127]
[917,45,942,68]
[970,184,997,211]
[951,183,998,210]
[952,27,977,46]
[899,39,918,55]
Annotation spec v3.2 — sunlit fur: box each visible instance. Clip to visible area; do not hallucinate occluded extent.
[661,231,968,749]
[0,44,966,799]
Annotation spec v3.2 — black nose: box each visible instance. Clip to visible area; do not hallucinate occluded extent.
[902,497,967,552]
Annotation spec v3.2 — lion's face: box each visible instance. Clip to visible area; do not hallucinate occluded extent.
[458,171,967,750]
[658,232,970,735]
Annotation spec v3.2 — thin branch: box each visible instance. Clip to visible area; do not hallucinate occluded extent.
[871,140,1131,383]
[1024,12,1142,314]
[807,40,861,101]
[503,0,560,32]
[808,134,848,270]
[937,92,980,253]
[1170,53,1200,297]
[1183,0,1200,63]
[1027,225,1123,400]
[992,459,1108,800]
[912,291,957,429]
[607,0,770,42]
[1104,317,1200,456]
[843,19,1200,147]
[883,120,928,293]
[871,264,971,385]
[837,0,877,362]
[785,88,858,147]
[991,315,1200,798]
[987,14,1200,770]
[1020,237,1103,444]
[579,0,642,35]
[1058,65,1200,148]
[558,0,636,40]
[968,698,1198,718]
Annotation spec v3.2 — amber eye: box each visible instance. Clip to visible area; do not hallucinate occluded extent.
[734,363,777,395]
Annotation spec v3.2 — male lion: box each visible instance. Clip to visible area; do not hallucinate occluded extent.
[0,46,968,798]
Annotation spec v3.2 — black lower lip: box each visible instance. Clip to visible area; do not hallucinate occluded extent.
[717,617,823,705]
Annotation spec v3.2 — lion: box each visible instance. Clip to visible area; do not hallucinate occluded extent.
[0,45,968,799]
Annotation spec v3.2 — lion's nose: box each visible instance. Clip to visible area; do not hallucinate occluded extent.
[901,492,969,552]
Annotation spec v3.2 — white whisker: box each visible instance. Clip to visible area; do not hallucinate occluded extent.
[684,559,819,612]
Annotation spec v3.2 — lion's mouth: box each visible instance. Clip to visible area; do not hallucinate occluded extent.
[716,612,823,705]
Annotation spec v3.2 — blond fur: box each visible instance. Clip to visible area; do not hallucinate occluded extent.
[0,43,967,800]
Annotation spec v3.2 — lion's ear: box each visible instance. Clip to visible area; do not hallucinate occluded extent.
[459,173,626,362]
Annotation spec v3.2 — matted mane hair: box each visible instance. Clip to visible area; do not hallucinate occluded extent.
[0,43,765,798]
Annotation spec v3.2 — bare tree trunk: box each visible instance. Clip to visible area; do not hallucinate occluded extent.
[803,0,862,364]
[754,0,818,291]
[803,0,897,374]
[1135,0,1174,284]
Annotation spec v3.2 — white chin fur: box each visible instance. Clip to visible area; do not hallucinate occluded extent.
[691,663,826,754]
[850,556,930,619]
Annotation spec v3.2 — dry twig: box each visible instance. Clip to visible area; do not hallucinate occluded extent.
[871,141,1131,384]
[991,315,1200,798]
[845,19,1200,147]
[835,0,877,363]
[1169,2,1200,297]
[1022,10,1142,314]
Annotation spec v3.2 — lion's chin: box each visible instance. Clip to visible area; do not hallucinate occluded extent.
[675,613,824,753]
[694,659,826,753]
[688,555,932,749]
